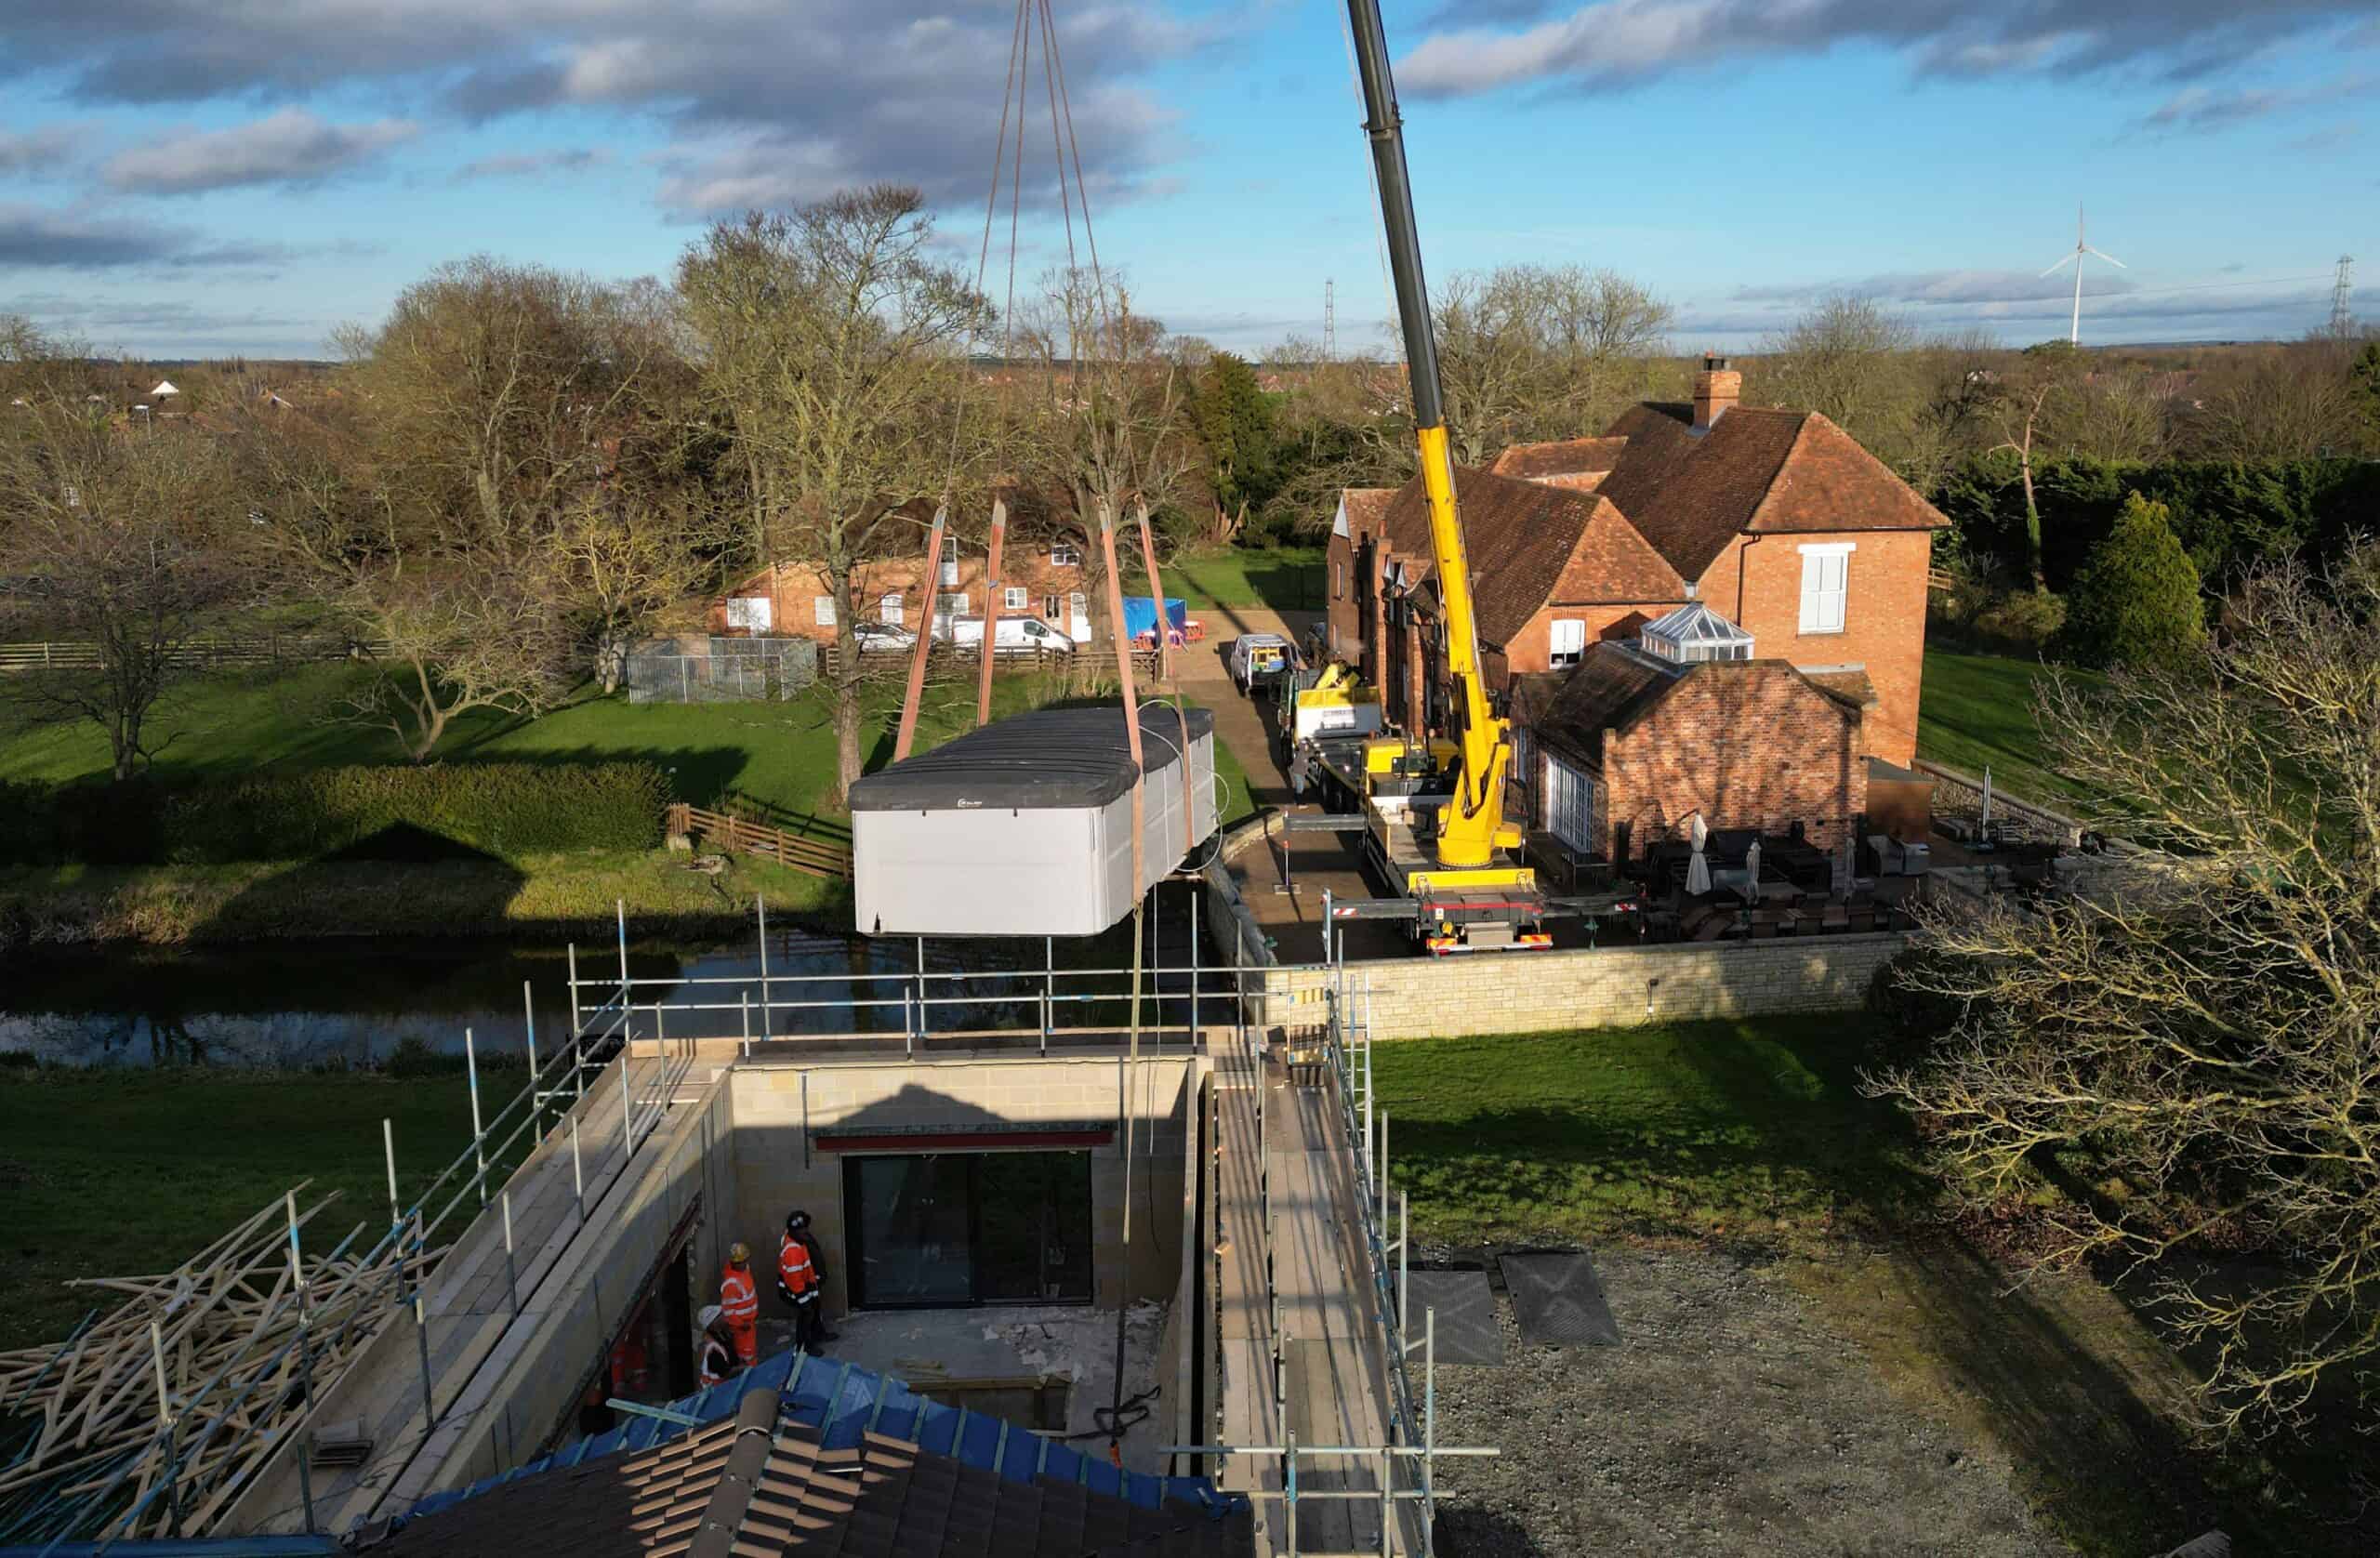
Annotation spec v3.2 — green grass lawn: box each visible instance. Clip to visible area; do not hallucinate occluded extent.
[1122,545,1324,615]
[1917,649,2098,807]
[1374,1017,1921,1247]
[0,1069,479,1352]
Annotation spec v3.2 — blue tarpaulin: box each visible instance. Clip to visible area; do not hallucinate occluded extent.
[1120,596,1188,640]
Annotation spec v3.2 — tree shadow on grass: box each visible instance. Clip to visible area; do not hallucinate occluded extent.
[192,824,529,943]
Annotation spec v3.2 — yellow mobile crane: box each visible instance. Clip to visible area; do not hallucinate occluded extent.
[1292,0,1554,953]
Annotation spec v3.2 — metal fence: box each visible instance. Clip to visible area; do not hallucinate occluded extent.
[623,637,819,705]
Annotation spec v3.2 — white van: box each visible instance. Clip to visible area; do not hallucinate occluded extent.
[939,615,1077,654]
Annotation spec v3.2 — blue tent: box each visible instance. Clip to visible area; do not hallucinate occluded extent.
[1120,596,1189,640]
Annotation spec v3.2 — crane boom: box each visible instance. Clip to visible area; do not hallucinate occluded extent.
[1343,0,1514,871]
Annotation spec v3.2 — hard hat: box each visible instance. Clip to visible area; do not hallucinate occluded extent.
[785,1209,811,1234]
[698,1304,722,1329]
[728,1242,750,1265]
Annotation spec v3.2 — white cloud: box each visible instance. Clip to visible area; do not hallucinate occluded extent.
[0,125,79,176]
[0,2,1213,219]
[103,109,417,194]
[1395,0,2374,97]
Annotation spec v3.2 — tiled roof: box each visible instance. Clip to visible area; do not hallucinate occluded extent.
[376,1381,1249,1558]
[1511,646,1679,765]
[1594,404,1946,581]
[1800,668,1879,713]
[407,1348,1232,1524]
[1516,644,1869,765]
[1488,436,1629,481]
[1374,468,1684,649]
[1338,487,1395,539]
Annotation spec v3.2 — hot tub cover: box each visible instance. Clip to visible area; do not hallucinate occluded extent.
[848,705,1215,812]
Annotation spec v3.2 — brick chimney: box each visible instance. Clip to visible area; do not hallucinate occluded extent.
[1692,352,1739,430]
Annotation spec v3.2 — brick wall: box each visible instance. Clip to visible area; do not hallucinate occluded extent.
[1699,529,1932,765]
[1261,933,1903,1039]
[1600,661,1869,865]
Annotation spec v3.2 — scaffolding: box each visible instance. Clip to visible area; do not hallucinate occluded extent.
[0,968,694,1553]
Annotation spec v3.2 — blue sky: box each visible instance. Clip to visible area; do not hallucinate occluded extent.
[0,1,2372,361]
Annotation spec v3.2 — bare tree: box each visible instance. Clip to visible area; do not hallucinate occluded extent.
[677,189,989,802]
[1433,263,1673,464]
[2187,342,2367,461]
[1756,294,1921,441]
[0,397,250,779]
[1867,547,2380,1439]
[1013,268,1197,586]
[249,259,641,759]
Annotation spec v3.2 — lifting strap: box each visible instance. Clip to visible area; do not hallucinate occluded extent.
[1131,500,1198,852]
[891,505,948,764]
[1095,499,1146,903]
[975,499,1008,727]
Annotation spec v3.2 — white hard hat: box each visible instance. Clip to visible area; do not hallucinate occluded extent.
[698,1304,722,1329]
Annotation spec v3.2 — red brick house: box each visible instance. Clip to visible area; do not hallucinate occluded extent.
[1325,356,1944,878]
[1512,604,1875,875]
[712,535,1100,645]
[1326,356,1944,764]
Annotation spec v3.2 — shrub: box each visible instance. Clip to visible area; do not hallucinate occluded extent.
[2060,493,2205,669]
[1961,587,2068,654]
[0,762,669,866]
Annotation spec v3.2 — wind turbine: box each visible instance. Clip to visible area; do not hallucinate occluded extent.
[2042,205,2125,345]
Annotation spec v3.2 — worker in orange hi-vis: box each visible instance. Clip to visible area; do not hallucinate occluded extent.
[775,1211,831,1354]
[718,1243,760,1367]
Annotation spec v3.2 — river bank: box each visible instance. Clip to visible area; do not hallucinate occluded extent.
[0,849,850,951]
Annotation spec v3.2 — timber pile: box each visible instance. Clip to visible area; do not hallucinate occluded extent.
[0,1182,439,1545]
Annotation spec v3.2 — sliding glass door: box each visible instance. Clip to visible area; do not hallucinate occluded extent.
[844,1152,1093,1309]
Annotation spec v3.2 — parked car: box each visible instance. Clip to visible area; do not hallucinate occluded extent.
[1229,632,1297,693]
[938,615,1077,654]
[852,621,917,654]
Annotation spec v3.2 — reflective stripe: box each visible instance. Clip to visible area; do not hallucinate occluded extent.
[777,1235,817,1296]
[699,1339,732,1387]
[720,1267,758,1324]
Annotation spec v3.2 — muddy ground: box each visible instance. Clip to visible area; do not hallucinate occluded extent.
[1426,1246,2070,1558]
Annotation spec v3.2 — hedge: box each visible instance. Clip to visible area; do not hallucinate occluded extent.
[0,762,669,866]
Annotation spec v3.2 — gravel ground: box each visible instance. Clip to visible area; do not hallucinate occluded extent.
[1426,1245,2071,1558]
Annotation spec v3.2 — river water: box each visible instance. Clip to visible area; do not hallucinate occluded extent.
[0,897,1215,1069]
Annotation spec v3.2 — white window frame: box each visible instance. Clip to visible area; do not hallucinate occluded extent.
[725,596,772,631]
[939,557,960,588]
[1543,754,1597,853]
[879,592,904,627]
[1051,542,1080,568]
[1547,617,1588,668]
[1004,585,1029,613]
[813,594,837,627]
[1043,593,1061,620]
[1067,590,1088,626]
[1798,543,1853,635]
[938,592,968,620]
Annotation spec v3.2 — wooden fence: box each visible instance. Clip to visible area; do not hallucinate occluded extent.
[665,802,853,880]
[0,636,390,672]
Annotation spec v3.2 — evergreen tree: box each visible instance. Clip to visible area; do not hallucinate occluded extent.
[1186,352,1280,533]
[2062,492,2204,668]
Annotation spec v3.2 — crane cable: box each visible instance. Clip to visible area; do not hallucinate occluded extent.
[942,0,1155,1466]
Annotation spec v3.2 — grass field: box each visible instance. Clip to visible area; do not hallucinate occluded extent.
[0,1069,479,1353]
[0,665,1257,944]
[1121,545,1323,615]
[1916,649,2094,806]
[1373,1017,1920,1247]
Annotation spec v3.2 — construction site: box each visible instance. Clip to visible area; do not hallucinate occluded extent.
[0,0,2049,1552]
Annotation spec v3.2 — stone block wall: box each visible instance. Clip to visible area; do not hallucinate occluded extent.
[1261,932,1904,1039]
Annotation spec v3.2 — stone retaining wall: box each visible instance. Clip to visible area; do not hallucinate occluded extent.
[1260,932,1907,1039]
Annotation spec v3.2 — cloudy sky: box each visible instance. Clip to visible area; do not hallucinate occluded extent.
[0,0,2373,361]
